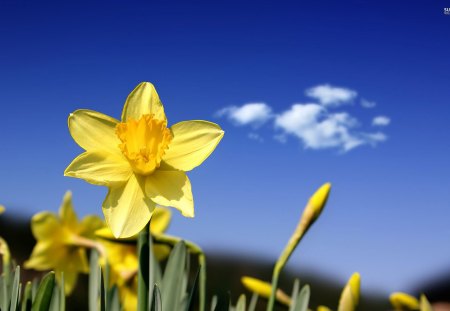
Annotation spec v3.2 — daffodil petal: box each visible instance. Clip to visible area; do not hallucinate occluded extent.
[59,191,78,231]
[79,215,105,239]
[65,150,132,186]
[56,267,79,295]
[162,120,224,171]
[103,174,155,238]
[121,82,167,122]
[30,212,61,240]
[150,207,172,235]
[25,242,67,270]
[145,171,194,217]
[68,109,121,154]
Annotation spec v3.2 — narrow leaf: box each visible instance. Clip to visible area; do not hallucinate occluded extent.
[21,282,33,311]
[150,284,162,311]
[293,285,310,311]
[31,271,55,311]
[161,241,187,311]
[9,265,20,311]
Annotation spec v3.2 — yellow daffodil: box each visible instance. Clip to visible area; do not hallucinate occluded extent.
[338,273,360,311]
[0,205,10,265]
[97,207,172,311]
[24,191,104,294]
[390,292,420,310]
[241,276,292,306]
[64,82,224,238]
[419,295,432,311]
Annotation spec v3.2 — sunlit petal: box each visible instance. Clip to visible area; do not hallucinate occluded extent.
[65,150,132,186]
[103,174,155,238]
[68,109,121,154]
[145,171,194,217]
[121,82,166,122]
[162,120,224,171]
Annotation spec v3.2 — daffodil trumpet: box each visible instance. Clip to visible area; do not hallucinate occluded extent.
[267,183,331,311]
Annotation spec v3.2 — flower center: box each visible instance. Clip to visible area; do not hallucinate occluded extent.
[116,114,172,175]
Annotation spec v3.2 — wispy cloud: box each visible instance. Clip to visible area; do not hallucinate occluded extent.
[215,103,272,127]
[275,104,383,151]
[305,84,357,107]
[248,132,264,142]
[361,98,376,108]
[372,116,391,126]
[216,84,389,152]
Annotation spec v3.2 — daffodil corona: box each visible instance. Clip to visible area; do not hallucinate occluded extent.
[65,82,224,238]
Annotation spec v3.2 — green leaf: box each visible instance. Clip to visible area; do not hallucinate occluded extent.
[107,286,121,311]
[49,283,60,311]
[289,279,300,311]
[9,265,20,311]
[248,293,258,311]
[161,241,187,311]
[137,223,150,311]
[185,266,201,311]
[59,273,65,311]
[235,294,246,311]
[21,282,33,311]
[31,279,39,301]
[150,284,162,311]
[31,271,55,311]
[210,296,218,311]
[89,250,101,311]
[292,285,310,311]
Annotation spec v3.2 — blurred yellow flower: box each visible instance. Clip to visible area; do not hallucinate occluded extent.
[338,273,360,311]
[390,292,419,310]
[97,207,172,311]
[318,306,333,311]
[65,82,224,238]
[24,191,104,294]
[241,276,291,306]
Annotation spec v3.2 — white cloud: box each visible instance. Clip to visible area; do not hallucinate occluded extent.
[275,103,386,152]
[248,132,264,142]
[305,84,357,107]
[372,116,391,126]
[361,99,376,108]
[215,103,272,126]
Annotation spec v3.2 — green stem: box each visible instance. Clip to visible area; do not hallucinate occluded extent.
[266,213,309,311]
[138,223,150,311]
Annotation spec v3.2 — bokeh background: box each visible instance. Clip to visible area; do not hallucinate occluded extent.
[1,0,450,309]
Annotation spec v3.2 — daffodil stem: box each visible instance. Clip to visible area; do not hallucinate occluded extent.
[70,235,105,257]
[266,217,308,311]
[138,223,150,311]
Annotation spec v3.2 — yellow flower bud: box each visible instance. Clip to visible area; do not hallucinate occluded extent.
[419,295,432,311]
[390,292,419,310]
[338,273,360,311]
[241,276,291,306]
[318,306,333,311]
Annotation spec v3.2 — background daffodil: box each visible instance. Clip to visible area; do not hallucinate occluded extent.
[65,82,224,238]
[24,191,104,294]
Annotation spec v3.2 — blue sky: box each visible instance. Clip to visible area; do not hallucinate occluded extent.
[1,0,450,294]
